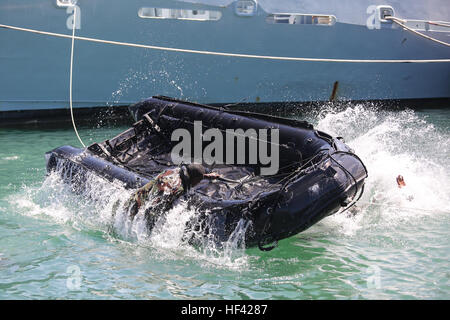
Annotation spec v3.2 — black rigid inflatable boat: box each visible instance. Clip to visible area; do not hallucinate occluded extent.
[46,96,368,250]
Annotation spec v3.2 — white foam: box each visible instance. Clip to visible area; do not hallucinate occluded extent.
[315,104,450,233]
[1,156,19,161]
[9,160,249,269]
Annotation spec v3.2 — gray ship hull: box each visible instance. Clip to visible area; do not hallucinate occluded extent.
[1,0,449,121]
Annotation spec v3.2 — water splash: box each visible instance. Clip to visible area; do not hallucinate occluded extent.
[7,103,448,266]
[312,103,450,234]
[8,159,249,269]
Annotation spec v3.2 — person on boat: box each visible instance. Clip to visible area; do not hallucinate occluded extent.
[123,163,221,228]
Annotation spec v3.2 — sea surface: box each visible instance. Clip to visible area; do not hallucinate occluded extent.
[0,104,449,299]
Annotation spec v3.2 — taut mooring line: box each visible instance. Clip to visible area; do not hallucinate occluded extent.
[0,23,449,63]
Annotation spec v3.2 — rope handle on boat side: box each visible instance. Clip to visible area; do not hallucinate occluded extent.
[255,161,307,252]
[326,150,368,213]
[258,207,278,251]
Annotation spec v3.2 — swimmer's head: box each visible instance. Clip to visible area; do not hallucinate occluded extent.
[396,175,406,188]
[184,163,207,188]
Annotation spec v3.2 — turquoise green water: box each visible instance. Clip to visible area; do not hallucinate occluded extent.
[1,105,449,299]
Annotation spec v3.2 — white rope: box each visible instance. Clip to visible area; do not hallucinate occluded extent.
[1,23,449,63]
[386,16,450,47]
[69,7,86,148]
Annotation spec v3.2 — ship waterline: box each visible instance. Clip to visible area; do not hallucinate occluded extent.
[0,0,449,120]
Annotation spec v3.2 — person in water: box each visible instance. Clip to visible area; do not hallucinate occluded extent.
[396,175,406,188]
[123,163,221,228]
[396,174,414,201]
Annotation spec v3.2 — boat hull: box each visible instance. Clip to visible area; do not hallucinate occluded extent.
[45,96,368,249]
